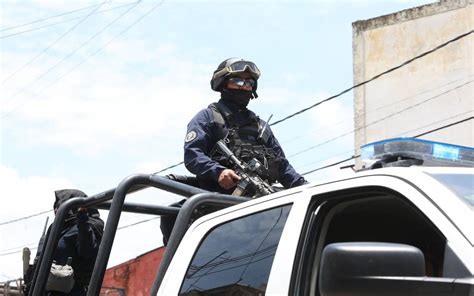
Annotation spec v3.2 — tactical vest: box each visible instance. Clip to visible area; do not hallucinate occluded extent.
[209,102,281,183]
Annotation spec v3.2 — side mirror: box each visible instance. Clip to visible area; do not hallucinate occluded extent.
[319,242,425,296]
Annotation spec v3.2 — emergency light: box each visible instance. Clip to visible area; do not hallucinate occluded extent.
[360,138,474,168]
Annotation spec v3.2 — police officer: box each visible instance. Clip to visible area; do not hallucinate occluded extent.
[184,57,307,194]
[30,189,104,295]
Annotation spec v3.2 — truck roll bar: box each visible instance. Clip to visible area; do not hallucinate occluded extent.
[151,193,250,294]
[31,174,207,296]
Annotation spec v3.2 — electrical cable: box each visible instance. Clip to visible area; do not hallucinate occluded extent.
[0,216,161,257]
[117,216,160,230]
[4,115,469,228]
[1,0,169,119]
[0,2,140,39]
[0,24,470,239]
[134,31,474,174]
[294,110,472,172]
[302,155,357,176]
[153,161,185,175]
[0,247,38,257]
[412,117,473,138]
[280,75,473,144]
[289,80,473,158]
[1,117,471,258]
[2,1,108,85]
[413,116,473,138]
[300,115,474,177]
[270,29,474,126]
[0,210,52,226]
[0,242,37,253]
[39,0,165,91]
[0,3,104,32]
[396,110,473,138]
[1,1,142,118]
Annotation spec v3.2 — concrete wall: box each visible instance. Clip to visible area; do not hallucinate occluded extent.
[352,0,473,165]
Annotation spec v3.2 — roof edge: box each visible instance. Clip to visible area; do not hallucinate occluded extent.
[352,0,473,32]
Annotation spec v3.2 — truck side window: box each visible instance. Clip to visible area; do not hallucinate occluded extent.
[292,187,469,296]
[179,204,292,296]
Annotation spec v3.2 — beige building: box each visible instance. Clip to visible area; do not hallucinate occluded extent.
[352,0,473,166]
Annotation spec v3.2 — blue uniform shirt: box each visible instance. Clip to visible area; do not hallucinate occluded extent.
[184,99,306,191]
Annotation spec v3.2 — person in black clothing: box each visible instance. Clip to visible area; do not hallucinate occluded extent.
[184,57,307,193]
[160,58,307,245]
[31,189,104,295]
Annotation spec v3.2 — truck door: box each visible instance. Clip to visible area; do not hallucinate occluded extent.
[157,192,304,296]
[289,177,472,296]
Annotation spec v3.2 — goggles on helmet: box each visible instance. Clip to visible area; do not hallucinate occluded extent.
[213,60,261,80]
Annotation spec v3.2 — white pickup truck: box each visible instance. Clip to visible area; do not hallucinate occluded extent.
[30,138,474,296]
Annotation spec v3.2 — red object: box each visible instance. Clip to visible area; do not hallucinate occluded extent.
[101,247,165,295]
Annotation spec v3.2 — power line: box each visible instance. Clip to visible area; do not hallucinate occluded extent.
[1,0,168,119]
[0,210,52,226]
[270,29,474,126]
[300,115,474,177]
[0,3,103,32]
[153,161,185,175]
[396,110,473,138]
[302,156,356,176]
[295,112,473,173]
[39,0,166,96]
[0,2,140,39]
[117,216,160,230]
[288,80,473,158]
[413,116,473,138]
[0,247,38,257]
[0,242,37,254]
[280,76,473,145]
[4,115,469,228]
[1,116,471,255]
[158,77,472,172]
[412,116,473,138]
[0,216,161,257]
[138,30,474,173]
[1,23,470,231]
[1,1,142,118]
[295,110,473,172]
[2,1,108,85]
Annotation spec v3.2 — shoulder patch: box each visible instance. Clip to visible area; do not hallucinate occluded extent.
[185,131,197,143]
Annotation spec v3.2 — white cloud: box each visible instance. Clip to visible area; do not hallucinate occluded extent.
[0,165,76,282]
[0,165,174,282]
[1,39,215,156]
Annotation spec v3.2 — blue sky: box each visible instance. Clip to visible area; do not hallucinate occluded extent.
[0,0,434,281]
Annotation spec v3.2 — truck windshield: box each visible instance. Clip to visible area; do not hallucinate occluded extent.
[429,173,474,210]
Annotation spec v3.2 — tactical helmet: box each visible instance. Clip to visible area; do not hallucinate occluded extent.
[210,57,261,92]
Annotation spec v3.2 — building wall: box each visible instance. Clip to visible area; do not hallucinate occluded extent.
[352,0,473,165]
[101,247,165,296]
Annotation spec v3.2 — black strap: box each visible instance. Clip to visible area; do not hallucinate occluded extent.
[208,101,261,138]
[209,103,227,125]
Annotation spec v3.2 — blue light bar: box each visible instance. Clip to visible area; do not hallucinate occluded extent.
[360,138,474,168]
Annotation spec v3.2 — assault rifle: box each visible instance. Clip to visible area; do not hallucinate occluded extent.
[214,139,276,198]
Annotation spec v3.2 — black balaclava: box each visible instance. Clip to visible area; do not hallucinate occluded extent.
[221,88,253,109]
[220,77,255,109]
